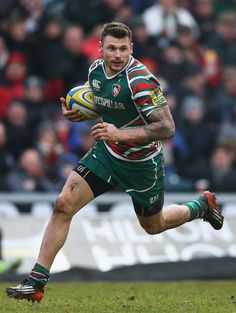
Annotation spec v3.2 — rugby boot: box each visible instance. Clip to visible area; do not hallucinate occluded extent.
[6,278,44,302]
[199,191,224,230]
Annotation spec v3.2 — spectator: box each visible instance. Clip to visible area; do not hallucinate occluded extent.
[217,103,236,151]
[4,100,32,161]
[54,152,79,191]
[0,51,27,118]
[194,144,236,192]
[177,95,217,178]
[177,64,214,122]
[192,0,216,44]
[0,122,15,191]
[6,148,56,192]
[35,121,64,179]
[210,66,236,123]
[132,19,158,59]
[71,123,96,159]
[54,118,72,153]
[142,0,199,47]
[5,12,36,73]
[64,0,102,33]
[22,75,59,134]
[100,0,135,26]
[23,75,45,121]
[80,24,103,62]
[35,14,66,101]
[161,88,190,179]
[18,0,46,33]
[68,120,96,152]
[61,24,90,90]
[62,24,84,55]
[139,56,158,76]
[157,41,188,89]
[208,11,236,65]
[175,25,221,88]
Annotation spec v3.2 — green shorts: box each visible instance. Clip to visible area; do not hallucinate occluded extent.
[80,141,165,215]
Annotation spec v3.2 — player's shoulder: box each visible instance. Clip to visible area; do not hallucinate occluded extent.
[89,58,103,73]
[127,56,159,84]
[127,57,160,94]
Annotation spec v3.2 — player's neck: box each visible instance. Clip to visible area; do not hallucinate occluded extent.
[104,64,119,77]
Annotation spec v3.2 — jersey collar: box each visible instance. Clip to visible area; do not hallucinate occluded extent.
[102,55,134,79]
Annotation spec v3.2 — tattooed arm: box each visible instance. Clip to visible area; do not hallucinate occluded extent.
[143,105,175,141]
[91,105,175,144]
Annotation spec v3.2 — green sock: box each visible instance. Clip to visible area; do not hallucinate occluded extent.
[28,263,50,290]
[185,198,209,221]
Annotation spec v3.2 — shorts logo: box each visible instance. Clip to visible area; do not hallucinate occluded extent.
[92,79,101,91]
[76,165,86,173]
[150,195,159,204]
[112,83,121,97]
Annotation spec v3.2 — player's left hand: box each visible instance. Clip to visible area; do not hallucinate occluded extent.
[91,122,120,141]
[60,97,87,122]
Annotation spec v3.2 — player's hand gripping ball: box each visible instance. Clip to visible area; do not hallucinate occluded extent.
[66,85,100,120]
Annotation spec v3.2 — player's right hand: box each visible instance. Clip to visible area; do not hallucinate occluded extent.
[60,97,87,122]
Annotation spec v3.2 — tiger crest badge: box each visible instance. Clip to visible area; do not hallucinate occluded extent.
[112,83,121,97]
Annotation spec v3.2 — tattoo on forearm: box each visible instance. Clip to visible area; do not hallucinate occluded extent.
[144,107,175,141]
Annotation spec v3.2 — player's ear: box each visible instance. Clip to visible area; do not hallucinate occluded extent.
[99,41,103,53]
[130,42,134,54]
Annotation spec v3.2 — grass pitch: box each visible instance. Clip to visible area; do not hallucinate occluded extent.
[1,280,236,313]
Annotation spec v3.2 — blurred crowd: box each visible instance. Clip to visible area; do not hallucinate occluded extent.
[0,0,236,193]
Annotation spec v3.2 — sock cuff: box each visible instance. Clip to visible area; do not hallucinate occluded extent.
[184,198,208,221]
[34,263,50,278]
[184,202,195,221]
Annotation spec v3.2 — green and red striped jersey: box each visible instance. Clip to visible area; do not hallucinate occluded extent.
[88,56,167,161]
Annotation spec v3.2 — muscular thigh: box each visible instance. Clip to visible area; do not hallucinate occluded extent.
[59,171,95,215]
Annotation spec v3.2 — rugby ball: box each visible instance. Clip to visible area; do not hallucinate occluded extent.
[66,85,100,120]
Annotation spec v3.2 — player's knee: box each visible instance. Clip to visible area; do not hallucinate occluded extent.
[143,225,158,235]
[140,217,167,235]
[53,195,74,218]
[141,224,164,235]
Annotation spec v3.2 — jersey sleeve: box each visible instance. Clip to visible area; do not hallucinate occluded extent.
[88,59,102,77]
[129,69,167,117]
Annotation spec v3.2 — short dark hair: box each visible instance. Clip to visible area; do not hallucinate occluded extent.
[101,22,132,43]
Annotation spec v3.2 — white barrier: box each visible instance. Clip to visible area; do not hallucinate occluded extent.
[0,191,235,275]
[0,191,236,203]
[0,192,236,217]
[0,214,234,274]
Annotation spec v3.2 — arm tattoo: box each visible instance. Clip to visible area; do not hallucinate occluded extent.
[144,106,175,141]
